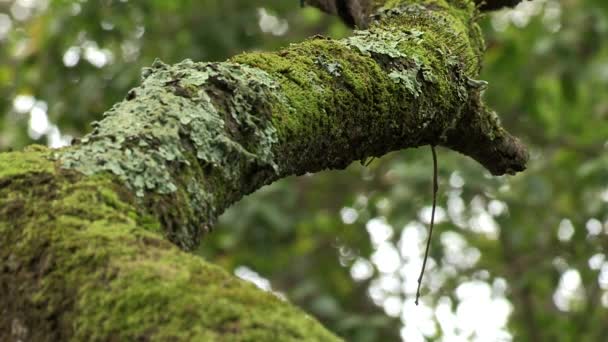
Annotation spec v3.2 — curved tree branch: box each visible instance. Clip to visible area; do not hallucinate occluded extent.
[1,0,528,340]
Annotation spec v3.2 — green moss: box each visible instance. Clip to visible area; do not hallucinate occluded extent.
[229,0,488,172]
[75,246,339,341]
[0,148,339,341]
[0,145,54,179]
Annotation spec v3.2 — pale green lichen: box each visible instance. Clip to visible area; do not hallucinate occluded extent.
[315,56,342,77]
[466,76,489,90]
[340,28,434,98]
[343,28,423,58]
[54,59,286,249]
[57,59,281,199]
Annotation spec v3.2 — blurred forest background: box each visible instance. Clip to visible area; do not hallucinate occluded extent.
[1,0,607,340]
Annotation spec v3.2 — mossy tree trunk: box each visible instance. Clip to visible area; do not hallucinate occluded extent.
[1,0,527,340]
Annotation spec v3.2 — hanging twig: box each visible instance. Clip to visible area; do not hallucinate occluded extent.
[416,145,438,305]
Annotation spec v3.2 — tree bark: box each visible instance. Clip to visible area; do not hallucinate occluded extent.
[1,0,527,340]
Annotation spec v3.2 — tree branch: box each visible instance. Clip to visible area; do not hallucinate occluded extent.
[1,0,528,339]
[57,0,526,249]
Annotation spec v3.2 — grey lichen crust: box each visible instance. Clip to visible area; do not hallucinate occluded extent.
[342,28,434,98]
[59,59,280,197]
[57,59,283,248]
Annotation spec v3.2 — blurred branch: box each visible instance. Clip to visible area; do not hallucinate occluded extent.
[474,0,525,11]
[303,0,527,28]
[499,226,542,341]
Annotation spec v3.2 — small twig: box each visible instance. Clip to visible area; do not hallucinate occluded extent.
[415,145,438,305]
[363,156,375,167]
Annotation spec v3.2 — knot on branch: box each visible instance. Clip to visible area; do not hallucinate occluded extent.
[442,91,528,175]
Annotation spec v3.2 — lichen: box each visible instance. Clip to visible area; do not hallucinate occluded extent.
[315,56,343,77]
[57,59,281,200]
[52,59,289,249]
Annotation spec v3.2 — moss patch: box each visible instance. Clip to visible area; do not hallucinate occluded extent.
[0,148,339,341]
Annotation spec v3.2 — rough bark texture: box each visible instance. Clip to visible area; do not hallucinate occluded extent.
[1,0,528,340]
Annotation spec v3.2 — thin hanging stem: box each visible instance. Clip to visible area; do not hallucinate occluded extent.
[416,145,438,305]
